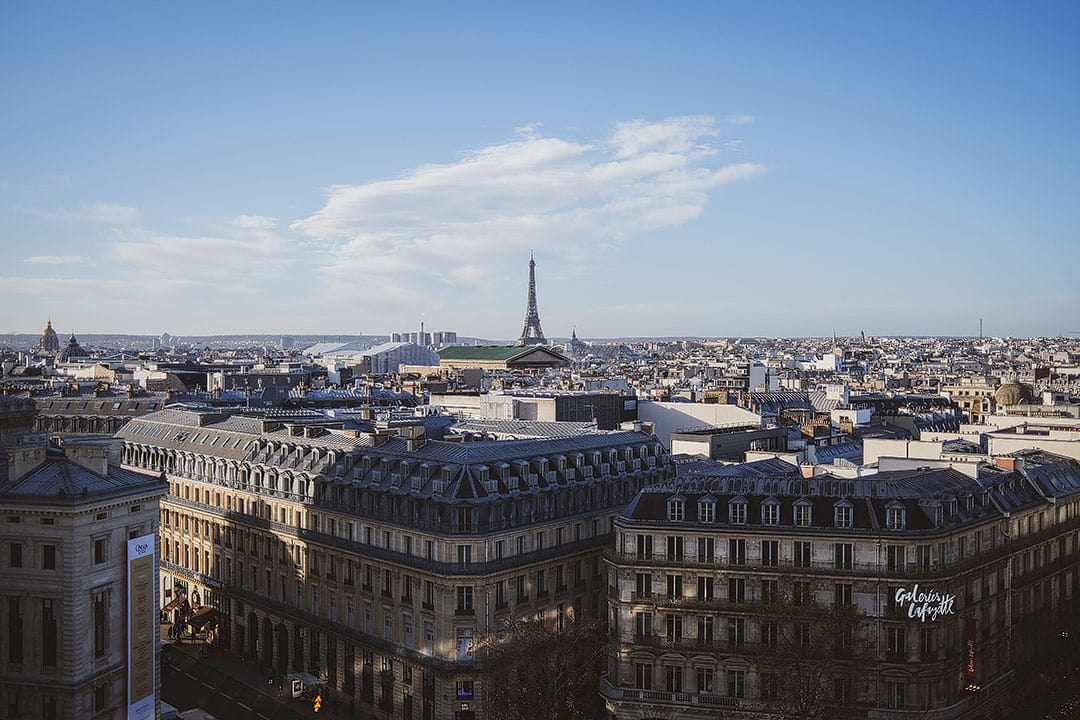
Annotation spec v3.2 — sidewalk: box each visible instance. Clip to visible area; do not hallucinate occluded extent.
[160,622,324,718]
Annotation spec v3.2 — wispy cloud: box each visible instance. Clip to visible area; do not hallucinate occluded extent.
[18,202,140,225]
[6,117,760,334]
[291,116,763,317]
[25,255,89,265]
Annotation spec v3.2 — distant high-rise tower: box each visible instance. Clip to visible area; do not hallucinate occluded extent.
[518,253,546,345]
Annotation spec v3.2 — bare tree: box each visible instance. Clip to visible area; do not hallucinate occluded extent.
[474,617,607,720]
[751,581,874,720]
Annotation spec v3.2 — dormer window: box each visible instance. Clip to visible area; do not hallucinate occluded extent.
[834,500,854,529]
[729,497,748,525]
[795,499,813,528]
[698,496,716,523]
[886,502,906,530]
[667,495,685,522]
[762,498,780,526]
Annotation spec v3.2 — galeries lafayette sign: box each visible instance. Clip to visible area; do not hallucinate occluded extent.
[894,585,957,622]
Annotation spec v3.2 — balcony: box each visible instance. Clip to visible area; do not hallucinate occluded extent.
[599,675,745,711]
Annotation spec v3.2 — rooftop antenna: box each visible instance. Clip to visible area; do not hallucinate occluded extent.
[979,318,983,339]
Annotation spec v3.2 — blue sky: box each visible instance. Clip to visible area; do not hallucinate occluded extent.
[2,2,1077,339]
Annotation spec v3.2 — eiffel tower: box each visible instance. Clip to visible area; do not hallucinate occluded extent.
[518,252,547,345]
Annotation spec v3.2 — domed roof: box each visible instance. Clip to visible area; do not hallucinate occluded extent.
[56,334,89,363]
[35,320,60,353]
[994,383,1030,407]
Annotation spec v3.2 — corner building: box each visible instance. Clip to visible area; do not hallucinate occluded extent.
[604,451,1080,720]
[117,408,670,719]
[0,437,167,720]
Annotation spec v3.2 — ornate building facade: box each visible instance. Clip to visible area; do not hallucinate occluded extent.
[603,451,1080,719]
[0,436,167,720]
[117,407,671,719]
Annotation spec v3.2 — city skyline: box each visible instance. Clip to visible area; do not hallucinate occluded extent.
[2,2,1078,338]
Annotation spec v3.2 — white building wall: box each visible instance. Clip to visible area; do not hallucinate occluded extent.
[636,401,762,448]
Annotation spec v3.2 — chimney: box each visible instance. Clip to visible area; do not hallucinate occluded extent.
[6,445,47,479]
[640,421,654,435]
[62,440,112,476]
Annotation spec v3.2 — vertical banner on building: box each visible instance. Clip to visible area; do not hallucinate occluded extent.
[128,534,156,720]
[964,617,977,679]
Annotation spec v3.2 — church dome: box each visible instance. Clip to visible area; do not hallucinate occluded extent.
[994,383,1030,407]
[56,334,89,363]
[35,320,60,353]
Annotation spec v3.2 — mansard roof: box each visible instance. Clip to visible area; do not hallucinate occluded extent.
[0,447,165,505]
[118,407,669,504]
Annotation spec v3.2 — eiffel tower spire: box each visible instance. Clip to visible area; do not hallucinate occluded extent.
[518,252,546,345]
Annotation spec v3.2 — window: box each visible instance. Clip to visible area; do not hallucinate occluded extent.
[834,502,853,528]
[795,501,812,527]
[834,583,852,606]
[920,627,937,660]
[93,591,107,657]
[729,500,747,524]
[728,578,745,604]
[515,575,528,602]
[886,504,906,530]
[94,537,107,564]
[697,667,715,694]
[634,611,653,638]
[697,537,714,562]
[455,680,474,697]
[667,574,683,598]
[698,576,714,600]
[7,597,22,663]
[667,497,685,521]
[635,572,652,597]
[457,545,471,565]
[887,545,906,573]
[728,669,745,698]
[698,500,716,523]
[887,627,906,657]
[793,581,811,605]
[887,680,905,709]
[42,599,57,666]
[834,542,853,570]
[697,615,714,642]
[666,613,683,640]
[762,540,779,567]
[456,586,473,613]
[762,501,780,525]
[9,542,22,568]
[667,536,684,562]
[727,617,745,646]
[634,662,652,690]
[94,684,108,712]
[762,579,778,603]
[762,622,778,648]
[794,541,812,568]
[636,534,653,560]
[665,665,683,693]
[728,539,745,566]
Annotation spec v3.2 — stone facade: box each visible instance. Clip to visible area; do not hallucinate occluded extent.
[118,407,671,720]
[603,452,1080,719]
[0,437,167,720]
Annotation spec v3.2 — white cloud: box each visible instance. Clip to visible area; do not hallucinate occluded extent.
[230,214,278,230]
[17,202,139,225]
[291,116,763,317]
[25,255,89,264]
